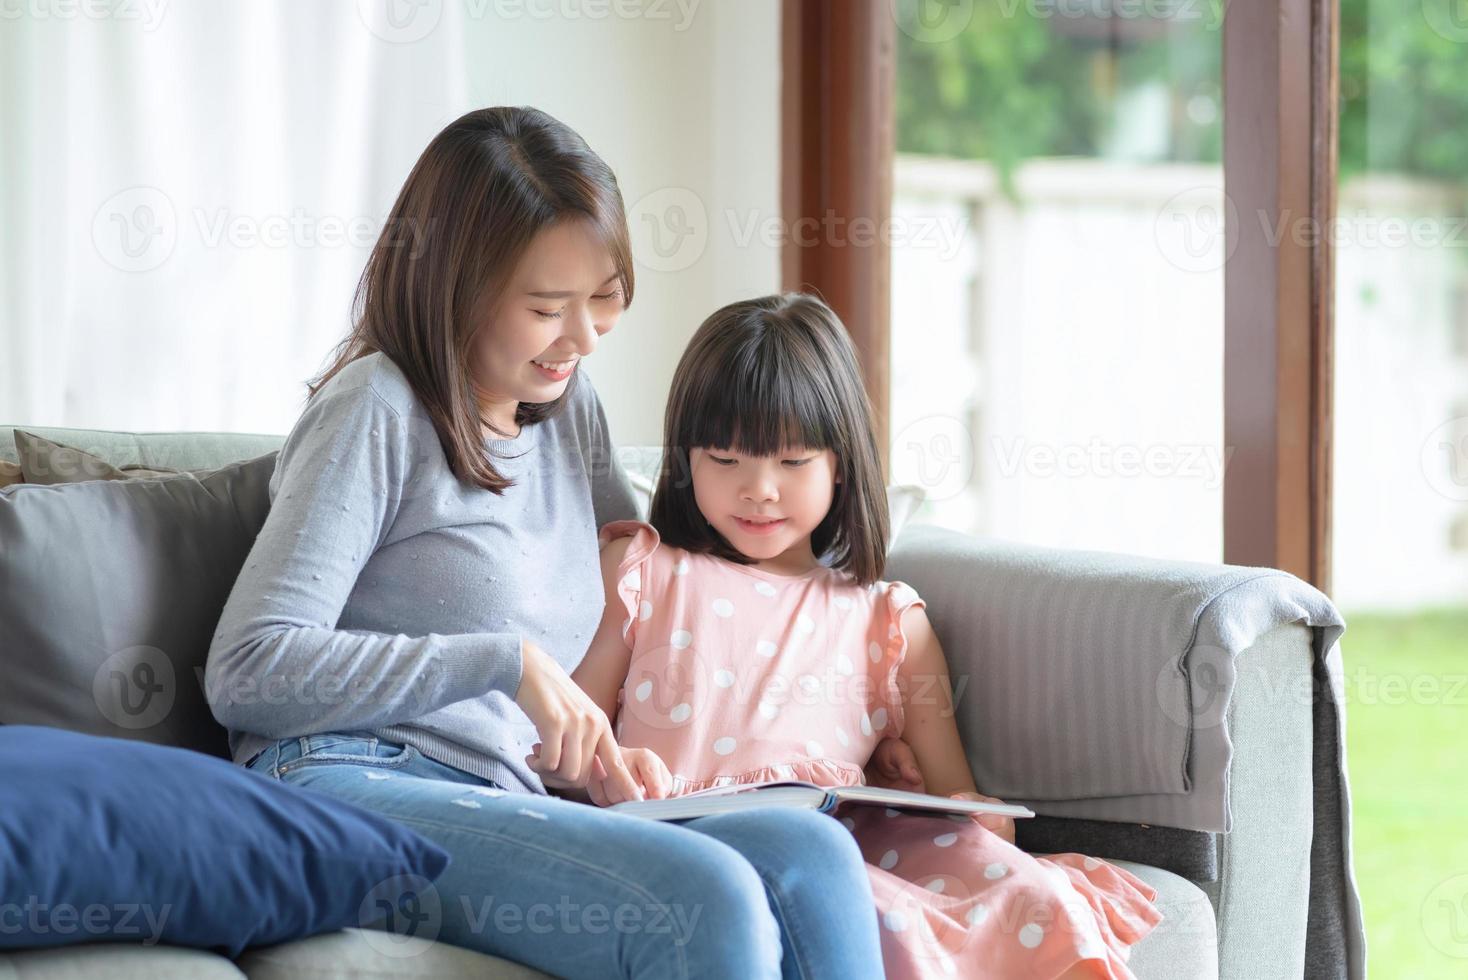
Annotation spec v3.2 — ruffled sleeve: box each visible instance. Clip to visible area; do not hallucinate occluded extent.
[597,519,661,650]
[870,580,926,740]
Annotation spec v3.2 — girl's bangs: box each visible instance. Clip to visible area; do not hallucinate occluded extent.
[685,352,837,457]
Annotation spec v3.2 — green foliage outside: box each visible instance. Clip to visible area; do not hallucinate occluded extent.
[896,0,1467,185]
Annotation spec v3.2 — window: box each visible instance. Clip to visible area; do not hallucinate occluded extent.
[890,5,1225,562]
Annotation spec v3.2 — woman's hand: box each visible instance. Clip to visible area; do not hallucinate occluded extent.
[587,746,671,807]
[951,791,1016,845]
[515,639,642,800]
[865,736,926,793]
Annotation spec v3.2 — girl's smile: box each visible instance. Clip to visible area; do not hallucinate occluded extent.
[690,446,839,575]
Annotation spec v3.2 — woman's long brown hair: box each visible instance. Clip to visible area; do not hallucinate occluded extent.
[307,106,634,494]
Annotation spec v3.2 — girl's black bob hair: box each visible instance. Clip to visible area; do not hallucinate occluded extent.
[648,292,890,586]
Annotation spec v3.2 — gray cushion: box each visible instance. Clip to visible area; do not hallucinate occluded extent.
[1109,860,1218,980]
[0,453,276,757]
[0,943,245,979]
[0,426,284,474]
[235,928,552,979]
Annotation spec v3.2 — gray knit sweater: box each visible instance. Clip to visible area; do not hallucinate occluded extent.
[205,351,640,793]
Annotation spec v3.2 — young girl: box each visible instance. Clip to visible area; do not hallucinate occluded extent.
[570,293,1163,979]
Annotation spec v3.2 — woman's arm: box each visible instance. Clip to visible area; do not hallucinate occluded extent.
[204,383,518,738]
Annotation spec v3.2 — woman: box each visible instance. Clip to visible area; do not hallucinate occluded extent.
[205,106,887,979]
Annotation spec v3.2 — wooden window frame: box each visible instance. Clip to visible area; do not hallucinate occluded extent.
[781,0,895,471]
[781,0,1339,590]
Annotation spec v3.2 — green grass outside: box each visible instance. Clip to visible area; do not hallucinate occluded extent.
[1339,606,1468,977]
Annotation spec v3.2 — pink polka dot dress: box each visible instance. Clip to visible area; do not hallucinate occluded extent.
[599,519,1163,979]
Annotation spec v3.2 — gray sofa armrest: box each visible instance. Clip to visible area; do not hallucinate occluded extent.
[1200,622,1314,979]
[883,523,1342,833]
[883,524,1345,978]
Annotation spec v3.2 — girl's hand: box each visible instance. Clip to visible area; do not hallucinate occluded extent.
[587,746,672,807]
[516,639,642,801]
[952,791,1016,845]
[865,736,926,793]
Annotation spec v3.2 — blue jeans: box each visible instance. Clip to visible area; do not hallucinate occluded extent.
[244,732,884,980]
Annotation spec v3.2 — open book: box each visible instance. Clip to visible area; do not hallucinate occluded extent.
[608,780,1038,822]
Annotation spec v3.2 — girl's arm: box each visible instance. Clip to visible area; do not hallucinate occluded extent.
[570,535,636,724]
[892,604,979,799]
[892,604,1016,843]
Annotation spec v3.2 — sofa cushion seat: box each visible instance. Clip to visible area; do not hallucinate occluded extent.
[0,942,246,979]
[1109,860,1219,980]
[234,928,553,979]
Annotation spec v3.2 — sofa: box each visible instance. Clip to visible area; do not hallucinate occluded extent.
[0,425,1362,980]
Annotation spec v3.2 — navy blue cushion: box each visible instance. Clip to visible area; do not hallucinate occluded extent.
[0,726,450,956]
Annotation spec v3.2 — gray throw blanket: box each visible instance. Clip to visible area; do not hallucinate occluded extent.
[885,524,1366,978]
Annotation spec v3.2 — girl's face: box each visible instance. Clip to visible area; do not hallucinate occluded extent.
[689,445,841,571]
[470,218,626,421]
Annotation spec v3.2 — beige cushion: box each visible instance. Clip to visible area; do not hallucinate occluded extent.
[234,928,552,979]
[11,430,184,485]
[0,943,245,979]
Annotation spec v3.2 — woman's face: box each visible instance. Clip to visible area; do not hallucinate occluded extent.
[471,218,625,419]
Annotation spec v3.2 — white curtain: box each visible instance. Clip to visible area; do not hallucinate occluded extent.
[0,2,475,433]
[0,0,780,441]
